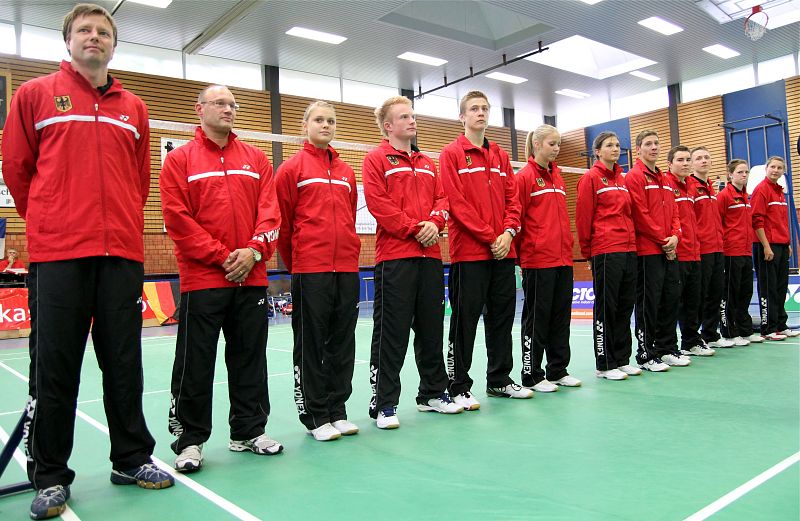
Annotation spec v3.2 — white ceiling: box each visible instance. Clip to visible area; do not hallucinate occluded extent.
[1,0,798,117]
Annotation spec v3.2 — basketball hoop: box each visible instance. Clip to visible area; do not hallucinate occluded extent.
[744,5,768,41]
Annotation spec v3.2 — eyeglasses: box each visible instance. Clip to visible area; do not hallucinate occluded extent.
[200,100,240,111]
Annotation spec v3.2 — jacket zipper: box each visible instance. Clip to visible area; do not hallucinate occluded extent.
[95,101,109,255]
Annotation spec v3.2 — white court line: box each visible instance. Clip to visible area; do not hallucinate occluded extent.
[0,425,83,521]
[682,451,800,521]
[0,361,263,521]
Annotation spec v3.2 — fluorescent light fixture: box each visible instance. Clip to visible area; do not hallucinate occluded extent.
[555,88,590,99]
[578,0,604,4]
[286,27,347,45]
[629,70,660,81]
[397,51,447,66]
[524,35,656,80]
[638,16,684,35]
[703,44,740,59]
[485,72,528,84]
[127,0,172,7]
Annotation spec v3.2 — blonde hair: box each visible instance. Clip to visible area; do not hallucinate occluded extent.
[303,100,336,122]
[765,156,785,169]
[63,3,117,47]
[374,96,412,138]
[459,90,490,116]
[525,124,560,159]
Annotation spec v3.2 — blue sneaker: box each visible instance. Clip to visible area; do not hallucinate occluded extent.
[30,485,70,520]
[376,407,399,429]
[110,462,174,489]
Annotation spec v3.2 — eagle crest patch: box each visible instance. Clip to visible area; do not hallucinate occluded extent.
[387,155,399,165]
[536,178,545,187]
[54,95,72,112]
[465,155,472,166]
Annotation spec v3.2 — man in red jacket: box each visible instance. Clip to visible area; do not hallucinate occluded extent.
[161,85,283,473]
[688,147,733,348]
[363,96,462,429]
[624,130,684,372]
[0,248,25,272]
[440,90,531,411]
[2,4,173,518]
[666,146,714,358]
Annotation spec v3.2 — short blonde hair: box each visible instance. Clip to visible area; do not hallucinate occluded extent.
[525,124,559,159]
[374,96,412,138]
[62,3,117,47]
[459,90,490,116]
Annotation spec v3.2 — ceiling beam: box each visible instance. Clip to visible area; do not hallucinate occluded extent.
[183,0,260,55]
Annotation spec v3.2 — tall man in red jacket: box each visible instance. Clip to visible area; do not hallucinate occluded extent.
[161,85,283,473]
[687,147,733,348]
[440,90,532,411]
[363,96,463,429]
[624,130,684,372]
[2,4,173,518]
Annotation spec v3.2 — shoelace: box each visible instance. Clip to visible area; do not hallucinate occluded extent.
[37,485,66,500]
[439,393,453,404]
[380,407,396,417]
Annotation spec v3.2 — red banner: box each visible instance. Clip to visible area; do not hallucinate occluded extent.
[0,288,31,331]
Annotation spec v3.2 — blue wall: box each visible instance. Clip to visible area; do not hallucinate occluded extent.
[584,117,632,171]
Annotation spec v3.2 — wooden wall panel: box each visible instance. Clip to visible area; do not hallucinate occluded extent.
[559,129,588,170]
[677,96,727,184]
[786,76,800,209]
[628,108,671,168]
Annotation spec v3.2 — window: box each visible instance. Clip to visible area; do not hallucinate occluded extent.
[682,65,756,102]
[610,87,668,120]
[757,54,797,85]
[279,68,340,101]
[111,42,183,78]
[342,79,397,108]
[20,25,68,62]
[186,54,262,90]
[413,93,458,120]
[515,109,544,131]
[557,96,610,132]
[0,23,15,55]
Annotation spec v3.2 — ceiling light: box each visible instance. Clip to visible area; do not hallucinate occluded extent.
[638,16,684,35]
[555,89,590,99]
[524,35,656,80]
[578,0,604,4]
[127,0,172,6]
[703,44,740,59]
[398,52,447,66]
[286,27,347,45]
[485,72,528,84]
[629,70,660,81]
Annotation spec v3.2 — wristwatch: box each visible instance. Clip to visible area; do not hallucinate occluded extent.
[248,247,262,263]
[504,228,517,238]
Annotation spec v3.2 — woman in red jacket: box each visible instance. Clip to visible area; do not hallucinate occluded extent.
[516,125,581,392]
[718,160,763,344]
[750,156,799,340]
[575,132,641,380]
[276,101,362,441]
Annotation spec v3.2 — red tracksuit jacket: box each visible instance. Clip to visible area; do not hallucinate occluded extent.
[750,178,790,245]
[160,127,280,292]
[2,60,150,263]
[575,161,636,259]
[515,158,573,268]
[275,142,360,273]
[717,183,754,256]
[666,173,700,262]
[439,135,521,262]
[624,159,681,256]
[362,140,448,264]
[687,175,724,254]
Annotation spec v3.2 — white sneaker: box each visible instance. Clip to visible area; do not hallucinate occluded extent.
[531,380,559,392]
[487,383,534,399]
[417,393,464,414]
[661,353,691,367]
[638,358,670,372]
[687,345,715,357]
[331,419,359,435]
[452,392,481,411]
[779,329,800,338]
[708,338,735,348]
[764,332,787,341]
[376,408,400,429]
[308,423,342,441]
[618,364,643,376]
[595,368,627,380]
[174,444,203,472]
[732,336,750,346]
[553,375,582,387]
[747,334,765,343]
[229,433,284,454]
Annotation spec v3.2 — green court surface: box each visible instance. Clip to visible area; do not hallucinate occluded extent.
[0,314,797,521]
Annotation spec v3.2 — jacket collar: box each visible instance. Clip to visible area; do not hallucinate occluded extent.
[457,133,491,152]
[196,126,238,151]
[61,60,123,95]
[302,140,339,161]
[592,160,623,178]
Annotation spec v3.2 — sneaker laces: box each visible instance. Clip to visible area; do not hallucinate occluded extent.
[380,407,396,417]
[35,485,67,503]
[438,393,454,404]
[127,462,169,482]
